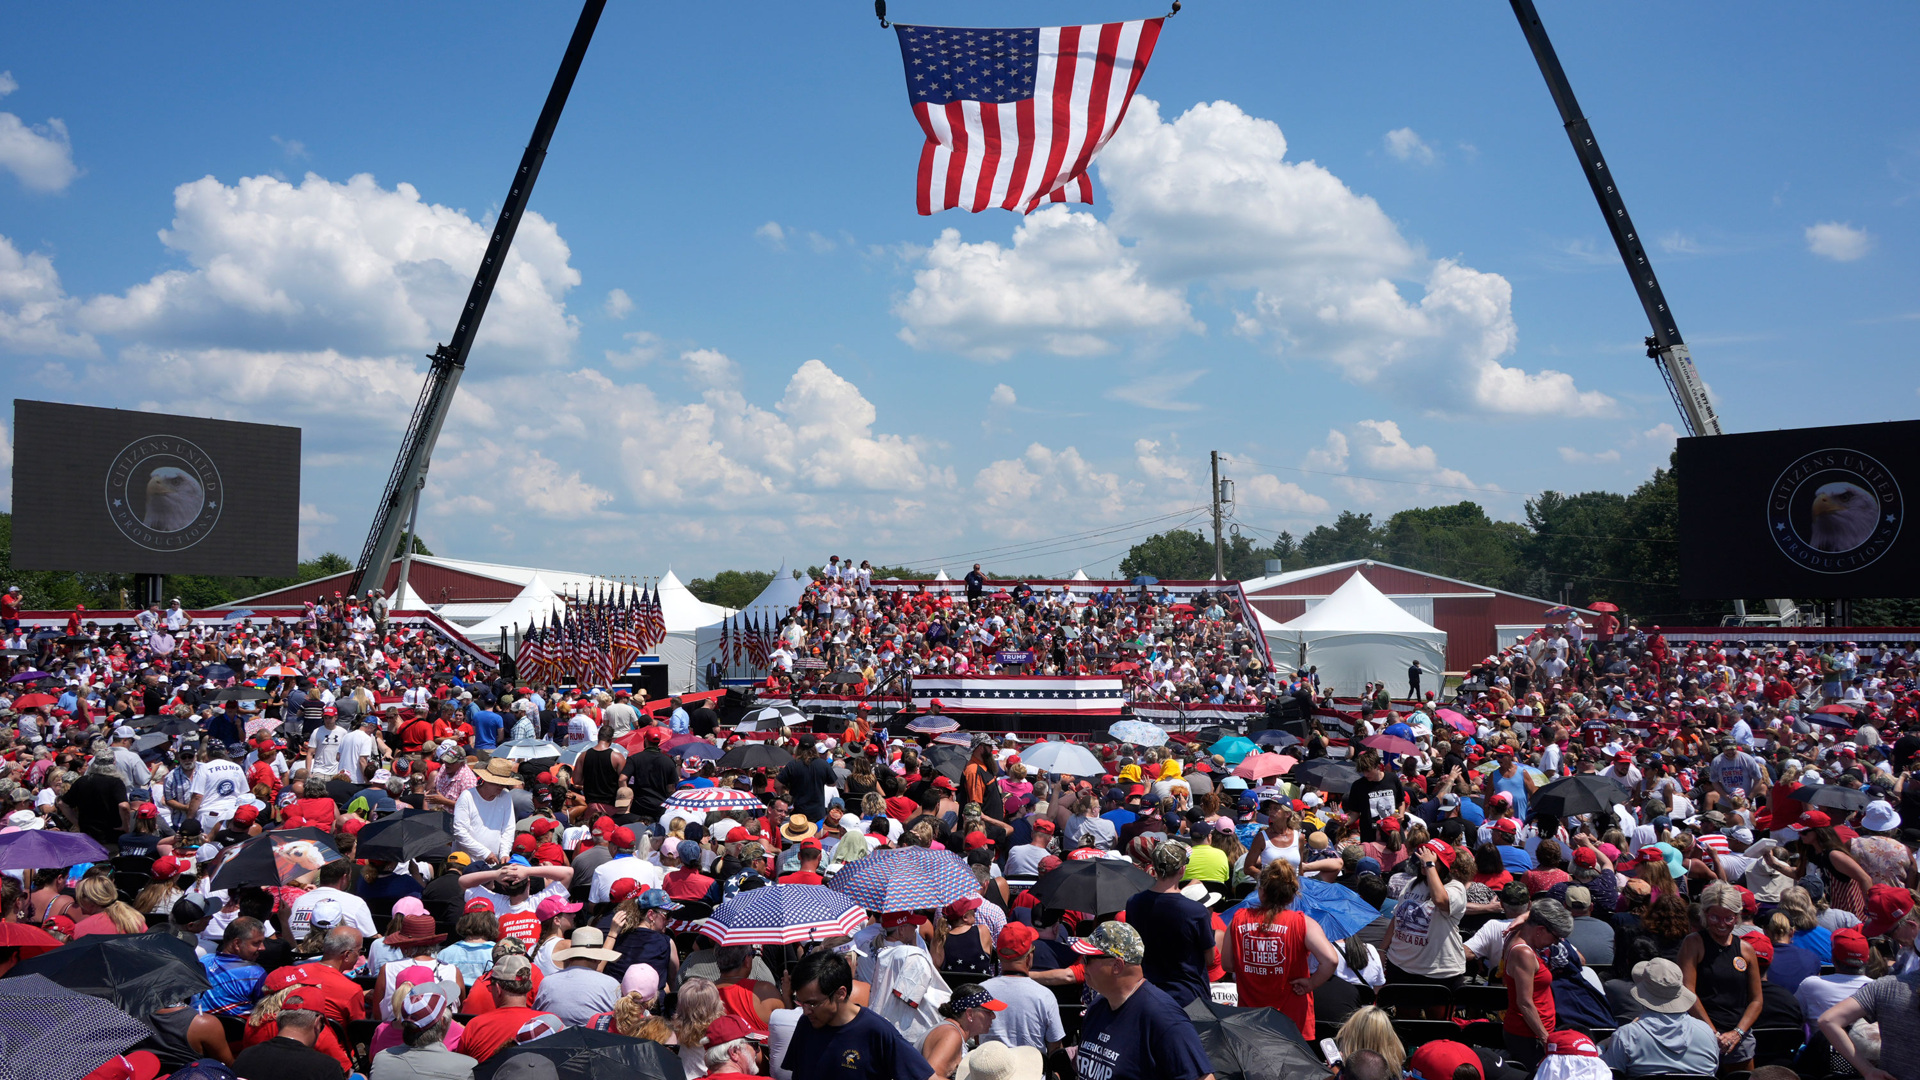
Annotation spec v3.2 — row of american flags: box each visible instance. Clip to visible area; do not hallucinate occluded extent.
[715,612,778,669]
[512,584,666,688]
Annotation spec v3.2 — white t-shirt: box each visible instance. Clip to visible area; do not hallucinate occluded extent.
[589,856,666,904]
[1385,879,1468,978]
[338,729,378,784]
[464,879,569,917]
[309,725,345,777]
[189,760,250,821]
[290,886,378,937]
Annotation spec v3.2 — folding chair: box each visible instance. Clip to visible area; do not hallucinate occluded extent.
[1372,982,1456,1017]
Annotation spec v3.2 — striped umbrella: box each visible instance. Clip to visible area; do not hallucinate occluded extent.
[700,884,869,945]
[663,787,768,815]
[256,664,303,678]
[827,847,980,913]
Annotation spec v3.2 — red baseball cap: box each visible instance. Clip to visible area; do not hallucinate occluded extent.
[535,843,567,866]
[513,834,537,853]
[879,911,927,928]
[964,831,991,850]
[1032,818,1056,833]
[1832,928,1870,965]
[704,1015,768,1046]
[1614,751,1633,764]
[1490,818,1518,835]
[610,878,642,903]
[1742,931,1773,964]
[1572,847,1598,868]
[464,898,495,914]
[932,776,957,791]
[996,922,1039,959]
[609,826,636,848]
[1791,810,1832,831]
[1407,1040,1482,1080]
[1420,840,1454,864]
[529,818,557,836]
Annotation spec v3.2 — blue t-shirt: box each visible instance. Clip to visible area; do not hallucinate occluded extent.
[1498,845,1537,874]
[1124,891,1213,1008]
[1101,808,1138,829]
[471,709,504,749]
[1075,979,1214,1080]
[782,1004,936,1080]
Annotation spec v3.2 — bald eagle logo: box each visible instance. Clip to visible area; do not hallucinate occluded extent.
[1808,481,1878,552]
[142,467,205,532]
[106,435,223,552]
[1767,449,1901,574]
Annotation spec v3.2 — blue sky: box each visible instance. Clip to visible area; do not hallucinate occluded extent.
[2,2,1915,579]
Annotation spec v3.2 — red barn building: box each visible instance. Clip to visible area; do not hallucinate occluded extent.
[1239,560,1594,674]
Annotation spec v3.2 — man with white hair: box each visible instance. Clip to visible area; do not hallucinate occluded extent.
[698,1014,768,1079]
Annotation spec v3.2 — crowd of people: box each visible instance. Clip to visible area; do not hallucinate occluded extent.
[751,560,1281,709]
[1,580,1919,1080]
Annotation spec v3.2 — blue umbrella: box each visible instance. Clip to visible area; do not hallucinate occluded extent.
[1226,878,1382,942]
[1254,729,1301,749]
[670,740,724,761]
[1131,575,1159,586]
[1108,720,1168,747]
[1209,735,1258,765]
[906,715,960,734]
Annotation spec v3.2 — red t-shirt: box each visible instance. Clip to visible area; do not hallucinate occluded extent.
[71,912,145,938]
[283,797,338,831]
[457,1006,559,1061]
[777,871,824,886]
[263,961,367,1025]
[1228,908,1314,1033]
[498,911,541,947]
[667,868,718,900]
[462,969,545,1014]
[717,981,772,1034]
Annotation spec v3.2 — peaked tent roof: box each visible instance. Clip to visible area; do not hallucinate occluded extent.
[658,570,734,630]
[1070,569,1090,581]
[740,562,811,616]
[1279,571,1444,634]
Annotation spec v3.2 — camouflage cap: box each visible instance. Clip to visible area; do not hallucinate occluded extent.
[1070,920,1145,964]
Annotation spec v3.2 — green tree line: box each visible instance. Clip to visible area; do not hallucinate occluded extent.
[0,512,419,610]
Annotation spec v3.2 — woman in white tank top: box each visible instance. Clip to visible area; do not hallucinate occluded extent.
[1249,804,1303,869]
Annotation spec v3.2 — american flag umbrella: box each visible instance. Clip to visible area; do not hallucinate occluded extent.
[827,847,980,913]
[700,884,869,945]
[906,715,960,734]
[663,786,768,815]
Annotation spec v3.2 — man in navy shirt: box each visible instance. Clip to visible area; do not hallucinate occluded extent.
[784,949,936,1080]
[1071,921,1215,1080]
[1123,841,1217,1008]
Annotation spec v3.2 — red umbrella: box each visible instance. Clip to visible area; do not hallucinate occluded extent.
[1362,733,1419,755]
[1814,703,1858,716]
[1435,708,1476,735]
[1109,661,1140,672]
[1588,601,1619,613]
[0,920,62,958]
[10,693,57,709]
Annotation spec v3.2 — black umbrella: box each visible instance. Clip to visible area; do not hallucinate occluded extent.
[9,931,209,1020]
[1289,758,1359,795]
[925,744,969,781]
[354,810,456,861]
[209,827,341,890]
[1796,784,1874,812]
[822,671,863,684]
[717,743,793,771]
[132,733,169,753]
[474,1028,682,1080]
[1181,997,1327,1080]
[1253,729,1301,749]
[1029,858,1154,916]
[218,686,267,702]
[126,715,166,732]
[203,664,236,681]
[0,973,154,1080]
[1530,774,1634,820]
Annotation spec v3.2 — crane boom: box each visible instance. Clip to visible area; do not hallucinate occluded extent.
[351,0,607,598]
[1507,0,1720,438]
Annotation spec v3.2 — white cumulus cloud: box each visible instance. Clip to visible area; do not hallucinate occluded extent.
[893,207,1198,359]
[989,383,1017,407]
[894,96,1612,417]
[1805,221,1871,262]
[604,288,633,319]
[0,72,79,193]
[1244,473,1329,514]
[1383,127,1436,165]
[0,234,97,356]
[1557,446,1621,464]
[79,172,579,366]
[1105,370,1205,412]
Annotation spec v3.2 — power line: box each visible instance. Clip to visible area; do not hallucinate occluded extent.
[1233,503,1678,545]
[1218,455,1544,498]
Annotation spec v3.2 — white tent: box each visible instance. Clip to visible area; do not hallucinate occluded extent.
[650,570,733,692]
[1070,568,1090,581]
[933,569,950,581]
[1265,572,1446,697]
[694,564,812,685]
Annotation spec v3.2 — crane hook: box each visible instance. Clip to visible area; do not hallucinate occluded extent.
[875,0,889,29]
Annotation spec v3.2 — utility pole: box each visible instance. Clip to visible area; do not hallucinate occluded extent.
[1210,450,1225,580]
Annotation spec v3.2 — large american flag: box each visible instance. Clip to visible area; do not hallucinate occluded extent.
[912,675,1126,715]
[895,19,1162,215]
